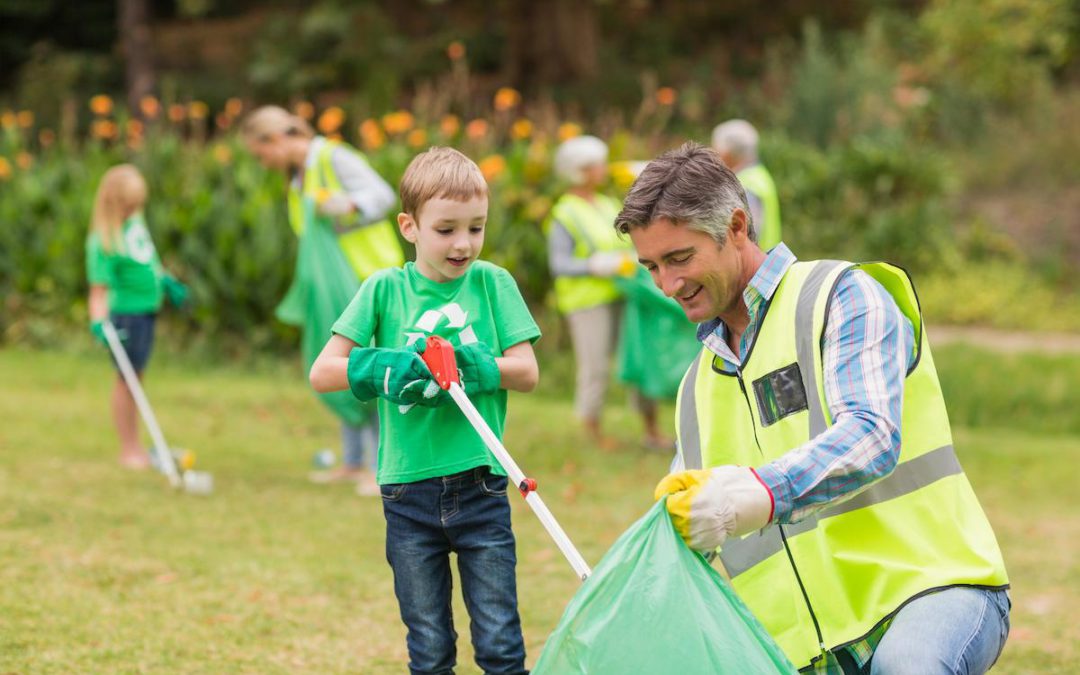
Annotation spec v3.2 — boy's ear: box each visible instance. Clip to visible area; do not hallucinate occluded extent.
[398,212,417,243]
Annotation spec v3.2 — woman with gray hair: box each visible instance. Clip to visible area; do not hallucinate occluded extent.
[545,135,669,451]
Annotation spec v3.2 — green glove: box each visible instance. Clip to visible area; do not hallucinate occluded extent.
[347,345,434,404]
[90,320,126,347]
[162,274,190,309]
[455,341,501,397]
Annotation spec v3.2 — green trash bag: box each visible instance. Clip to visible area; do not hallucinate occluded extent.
[532,499,797,674]
[616,267,701,400]
[275,200,373,426]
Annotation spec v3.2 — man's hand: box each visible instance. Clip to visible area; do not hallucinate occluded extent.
[317,191,356,217]
[654,466,774,551]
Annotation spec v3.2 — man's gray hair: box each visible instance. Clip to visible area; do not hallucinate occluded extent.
[711,119,759,164]
[614,142,755,244]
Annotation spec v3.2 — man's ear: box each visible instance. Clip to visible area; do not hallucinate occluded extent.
[728,208,750,245]
[398,212,417,243]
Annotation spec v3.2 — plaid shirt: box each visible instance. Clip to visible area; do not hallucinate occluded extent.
[698,244,913,670]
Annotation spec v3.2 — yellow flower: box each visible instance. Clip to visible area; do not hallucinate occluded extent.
[91,119,118,140]
[317,106,346,134]
[510,118,533,141]
[465,118,489,140]
[140,96,160,119]
[656,87,677,106]
[294,101,315,121]
[439,115,460,137]
[212,144,233,165]
[167,104,186,123]
[38,129,55,148]
[16,111,34,129]
[447,41,466,61]
[188,101,209,120]
[407,128,428,148]
[0,157,11,180]
[15,152,32,170]
[557,122,583,142]
[381,110,415,135]
[89,94,114,116]
[224,97,243,118]
[478,154,507,182]
[0,111,15,129]
[359,119,385,150]
[493,87,521,112]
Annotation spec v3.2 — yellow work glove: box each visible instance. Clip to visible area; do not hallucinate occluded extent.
[654,466,774,552]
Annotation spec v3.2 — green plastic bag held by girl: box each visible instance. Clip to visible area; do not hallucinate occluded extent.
[533,499,797,674]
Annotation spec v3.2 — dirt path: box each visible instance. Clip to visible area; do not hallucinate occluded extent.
[929,325,1080,355]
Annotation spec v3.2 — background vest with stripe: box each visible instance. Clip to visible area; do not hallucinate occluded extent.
[545,193,630,314]
[675,260,1008,669]
[287,139,404,281]
[737,163,782,252]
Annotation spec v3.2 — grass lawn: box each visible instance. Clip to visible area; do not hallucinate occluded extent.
[0,346,1076,673]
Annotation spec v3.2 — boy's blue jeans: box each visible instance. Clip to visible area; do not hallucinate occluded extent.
[381,467,527,675]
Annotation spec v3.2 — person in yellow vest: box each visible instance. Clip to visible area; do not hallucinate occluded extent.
[712,119,782,251]
[615,143,1010,673]
[242,106,404,495]
[545,135,670,451]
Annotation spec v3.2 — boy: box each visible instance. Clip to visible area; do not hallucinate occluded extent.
[310,147,539,675]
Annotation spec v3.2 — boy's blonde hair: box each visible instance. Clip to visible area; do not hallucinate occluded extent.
[399,147,487,219]
[91,164,148,252]
[240,105,314,143]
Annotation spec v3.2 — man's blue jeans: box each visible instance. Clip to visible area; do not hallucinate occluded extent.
[381,467,527,675]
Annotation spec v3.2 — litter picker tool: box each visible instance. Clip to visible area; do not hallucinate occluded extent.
[102,321,213,495]
[421,336,591,581]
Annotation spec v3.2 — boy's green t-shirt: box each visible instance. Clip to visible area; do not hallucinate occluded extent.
[85,212,164,314]
[332,261,541,485]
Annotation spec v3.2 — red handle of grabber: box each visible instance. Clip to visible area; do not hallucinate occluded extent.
[422,336,461,389]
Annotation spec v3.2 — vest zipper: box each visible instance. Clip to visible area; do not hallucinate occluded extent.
[736,367,828,657]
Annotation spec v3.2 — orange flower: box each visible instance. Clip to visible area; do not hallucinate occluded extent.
[493,87,521,112]
[294,101,315,120]
[89,94,114,116]
[15,152,32,170]
[224,97,243,118]
[510,118,533,141]
[16,111,34,129]
[359,119,385,150]
[407,128,428,148]
[140,95,161,119]
[212,144,233,165]
[655,87,677,106]
[478,154,506,182]
[0,111,15,129]
[188,101,209,120]
[317,106,346,134]
[38,129,55,148]
[167,104,186,123]
[215,112,232,130]
[557,122,582,142]
[439,114,460,137]
[381,110,415,135]
[0,157,11,180]
[447,41,466,61]
[91,119,118,140]
[465,118,489,140]
[126,119,144,138]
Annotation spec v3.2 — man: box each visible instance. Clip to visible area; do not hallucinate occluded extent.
[614,142,1009,674]
[712,119,782,251]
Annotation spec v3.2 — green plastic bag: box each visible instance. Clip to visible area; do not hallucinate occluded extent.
[275,199,373,426]
[616,267,702,400]
[533,499,797,674]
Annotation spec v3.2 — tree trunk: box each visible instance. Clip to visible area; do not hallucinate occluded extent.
[504,0,598,93]
[118,0,156,117]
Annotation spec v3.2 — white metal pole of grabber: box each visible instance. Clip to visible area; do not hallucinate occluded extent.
[101,321,185,490]
[422,336,592,581]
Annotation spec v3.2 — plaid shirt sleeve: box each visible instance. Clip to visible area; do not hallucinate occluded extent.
[755,269,916,523]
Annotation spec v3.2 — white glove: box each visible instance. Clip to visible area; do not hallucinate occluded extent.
[317,191,356,217]
[656,465,773,551]
[587,252,627,277]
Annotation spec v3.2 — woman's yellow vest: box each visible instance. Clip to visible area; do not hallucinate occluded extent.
[287,139,403,280]
[545,193,631,314]
[674,260,1008,669]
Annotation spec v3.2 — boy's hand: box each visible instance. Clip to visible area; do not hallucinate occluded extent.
[455,342,501,397]
[90,320,126,347]
[347,345,434,404]
[162,275,190,309]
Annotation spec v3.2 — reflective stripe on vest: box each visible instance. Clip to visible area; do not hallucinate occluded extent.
[737,164,781,251]
[548,193,628,314]
[674,259,1008,668]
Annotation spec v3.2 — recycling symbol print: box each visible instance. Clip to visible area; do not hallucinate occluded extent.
[404,302,478,348]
